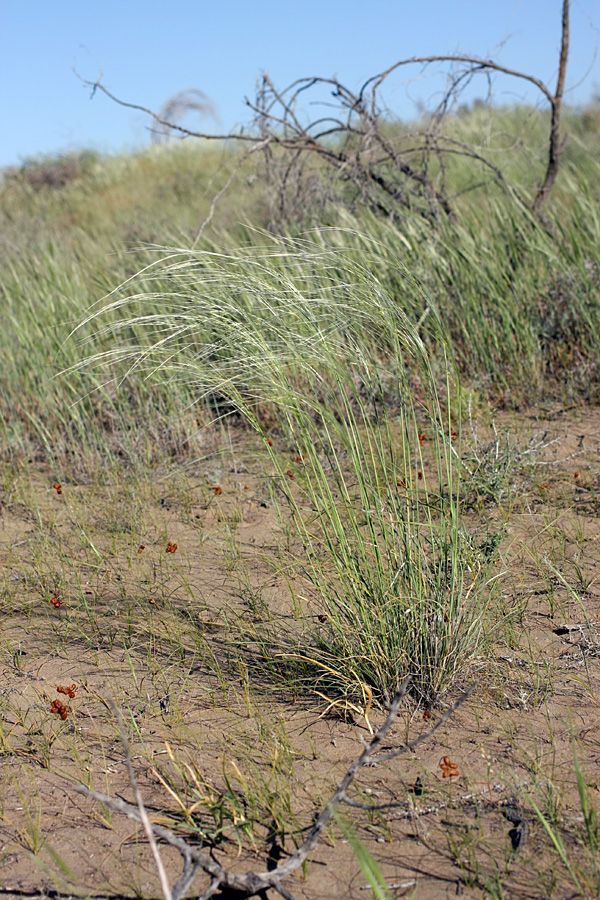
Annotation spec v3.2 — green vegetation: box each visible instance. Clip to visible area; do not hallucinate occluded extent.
[1,106,599,473]
[0,101,599,898]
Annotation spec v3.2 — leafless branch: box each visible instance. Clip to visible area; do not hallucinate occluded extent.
[359,55,555,108]
[76,73,257,143]
[533,0,570,213]
[71,678,471,898]
[108,698,173,900]
[80,1,570,228]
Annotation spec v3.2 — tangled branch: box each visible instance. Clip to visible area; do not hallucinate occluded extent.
[80,1,570,228]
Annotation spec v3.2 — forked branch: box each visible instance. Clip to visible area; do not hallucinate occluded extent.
[71,678,472,899]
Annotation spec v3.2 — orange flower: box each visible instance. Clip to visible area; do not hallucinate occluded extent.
[50,594,63,608]
[266,437,273,446]
[166,542,178,554]
[440,755,459,778]
[57,684,76,699]
[214,485,222,495]
[137,544,145,554]
[285,469,294,480]
[418,433,427,446]
[52,483,62,495]
[50,698,72,719]
[417,470,423,481]
[317,614,327,623]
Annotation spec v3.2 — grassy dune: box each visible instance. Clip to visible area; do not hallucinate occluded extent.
[0,104,599,898]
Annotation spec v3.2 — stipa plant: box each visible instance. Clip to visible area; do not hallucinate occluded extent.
[74,231,497,707]
[256,358,493,709]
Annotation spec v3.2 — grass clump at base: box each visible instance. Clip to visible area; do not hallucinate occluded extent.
[76,232,498,708]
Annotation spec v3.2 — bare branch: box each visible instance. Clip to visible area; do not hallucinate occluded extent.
[533,0,570,213]
[80,0,572,229]
[71,679,471,897]
[359,54,555,107]
[108,698,173,900]
[77,73,258,144]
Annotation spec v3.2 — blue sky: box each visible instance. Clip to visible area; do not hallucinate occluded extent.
[1,0,598,168]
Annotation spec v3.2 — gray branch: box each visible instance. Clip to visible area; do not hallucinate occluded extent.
[71,678,472,898]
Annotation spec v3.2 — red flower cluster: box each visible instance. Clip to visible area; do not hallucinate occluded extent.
[50,594,63,608]
[57,683,76,699]
[52,483,62,495]
[440,756,459,778]
[166,542,178,553]
[50,698,72,721]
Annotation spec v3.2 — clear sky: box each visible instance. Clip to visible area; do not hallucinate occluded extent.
[1,0,598,168]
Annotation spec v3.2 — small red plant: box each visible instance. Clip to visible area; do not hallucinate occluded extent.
[296,456,306,463]
[396,478,406,488]
[440,756,459,778]
[52,483,62,495]
[214,485,222,495]
[574,472,579,479]
[266,437,273,446]
[418,433,427,446]
[50,594,63,608]
[423,709,432,720]
[285,469,294,480]
[137,544,145,554]
[317,614,328,623]
[417,470,423,481]
[450,430,459,441]
[57,683,77,699]
[50,698,72,721]
[166,542,178,553]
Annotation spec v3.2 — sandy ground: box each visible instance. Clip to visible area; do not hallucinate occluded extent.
[0,407,599,899]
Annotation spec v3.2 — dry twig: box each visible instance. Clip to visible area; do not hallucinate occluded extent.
[72,678,472,898]
[78,1,571,229]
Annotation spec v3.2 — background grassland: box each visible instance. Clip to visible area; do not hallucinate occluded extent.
[1,104,599,474]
